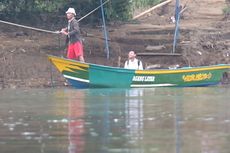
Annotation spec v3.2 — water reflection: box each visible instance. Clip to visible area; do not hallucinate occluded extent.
[57,87,230,153]
[0,87,230,153]
[174,91,182,153]
[65,89,147,153]
[125,89,144,153]
[67,90,85,153]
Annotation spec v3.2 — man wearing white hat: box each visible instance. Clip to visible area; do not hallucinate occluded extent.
[60,8,85,62]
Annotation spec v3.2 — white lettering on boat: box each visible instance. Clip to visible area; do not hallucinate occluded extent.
[132,76,155,82]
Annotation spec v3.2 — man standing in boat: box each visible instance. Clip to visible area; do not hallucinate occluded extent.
[124,51,143,70]
[60,8,85,62]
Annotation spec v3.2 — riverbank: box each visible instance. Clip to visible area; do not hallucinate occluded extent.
[0,0,229,89]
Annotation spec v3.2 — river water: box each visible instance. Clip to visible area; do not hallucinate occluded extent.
[0,87,230,153]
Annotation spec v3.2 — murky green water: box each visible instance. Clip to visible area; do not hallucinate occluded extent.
[0,87,230,153]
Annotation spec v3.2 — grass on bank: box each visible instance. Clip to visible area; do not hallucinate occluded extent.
[223,6,230,16]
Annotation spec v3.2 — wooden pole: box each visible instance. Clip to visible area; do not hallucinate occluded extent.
[133,0,172,20]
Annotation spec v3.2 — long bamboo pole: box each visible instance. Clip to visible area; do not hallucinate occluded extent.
[133,0,172,20]
[0,20,58,34]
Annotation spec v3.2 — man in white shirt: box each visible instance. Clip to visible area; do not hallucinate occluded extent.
[124,51,143,70]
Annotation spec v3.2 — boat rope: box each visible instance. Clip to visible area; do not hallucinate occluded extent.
[78,0,110,22]
[0,0,110,34]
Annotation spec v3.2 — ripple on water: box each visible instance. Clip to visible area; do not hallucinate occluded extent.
[0,142,6,145]
[47,118,69,123]
[198,117,215,121]
[21,132,36,136]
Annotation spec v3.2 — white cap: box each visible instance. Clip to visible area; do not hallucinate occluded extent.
[66,8,76,16]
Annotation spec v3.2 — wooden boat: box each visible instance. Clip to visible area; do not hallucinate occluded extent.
[48,55,230,88]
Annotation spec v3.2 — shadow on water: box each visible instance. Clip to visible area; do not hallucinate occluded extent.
[0,87,230,153]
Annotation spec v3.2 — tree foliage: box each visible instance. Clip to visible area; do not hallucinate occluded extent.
[0,0,162,24]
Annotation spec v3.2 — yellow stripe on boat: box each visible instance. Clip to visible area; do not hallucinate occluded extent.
[48,56,89,72]
[136,65,230,75]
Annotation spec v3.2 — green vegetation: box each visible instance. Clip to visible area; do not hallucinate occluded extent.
[223,0,230,19]
[132,0,161,9]
[0,0,162,24]
[105,0,162,21]
[223,0,230,15]
[223,6,230,16]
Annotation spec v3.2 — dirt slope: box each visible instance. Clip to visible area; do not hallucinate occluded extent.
[0,0,229,88]
[104,0,230,67]
[182,0,226,26]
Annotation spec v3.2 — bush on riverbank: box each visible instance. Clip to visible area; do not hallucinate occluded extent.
[0,0,162,25]
[223,6,230,19]
[224,0,230,17]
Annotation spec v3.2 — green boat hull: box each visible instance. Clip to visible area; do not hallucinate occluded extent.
[48,55,230,88]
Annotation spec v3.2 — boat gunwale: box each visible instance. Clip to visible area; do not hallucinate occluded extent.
[48,55,230,74]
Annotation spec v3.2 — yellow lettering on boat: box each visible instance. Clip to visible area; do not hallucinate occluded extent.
[132,76,155,82]
[182,73,212,82]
